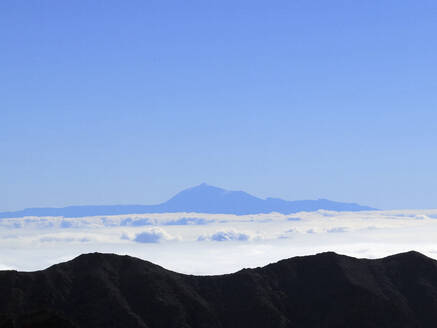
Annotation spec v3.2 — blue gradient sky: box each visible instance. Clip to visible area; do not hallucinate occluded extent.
[2,1,436,211]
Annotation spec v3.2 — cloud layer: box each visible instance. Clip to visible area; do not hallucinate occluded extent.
[1,209,437,274]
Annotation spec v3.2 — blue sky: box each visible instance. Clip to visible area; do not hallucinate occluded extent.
[1,0,436,211]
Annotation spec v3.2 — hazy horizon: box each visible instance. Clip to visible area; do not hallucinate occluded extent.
[1,182,378,212]
[2,181,436,213]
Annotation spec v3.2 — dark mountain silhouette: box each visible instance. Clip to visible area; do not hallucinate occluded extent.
[0,184,374,218]
[1,251,437,327]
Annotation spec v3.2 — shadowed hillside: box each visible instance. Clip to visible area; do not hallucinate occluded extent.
[1,251,437,327]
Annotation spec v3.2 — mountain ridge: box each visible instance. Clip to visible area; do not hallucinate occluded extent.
[0,251,436,327]
[0,183,375,218]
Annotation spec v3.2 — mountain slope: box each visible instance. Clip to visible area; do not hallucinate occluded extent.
[0,183,374,218]
[0,251,437,327]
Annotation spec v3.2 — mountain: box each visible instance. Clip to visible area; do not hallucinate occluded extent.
[1,251,437,327]
[0,183,374,218]
[162,183,374,214]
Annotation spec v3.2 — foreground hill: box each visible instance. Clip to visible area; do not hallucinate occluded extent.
[0,184,374,218]
[1,251,437,327]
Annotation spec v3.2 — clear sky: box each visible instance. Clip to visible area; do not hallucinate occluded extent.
[1,0,436,211]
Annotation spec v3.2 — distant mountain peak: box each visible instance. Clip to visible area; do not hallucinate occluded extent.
[0,184,375,218]
[173,183,227,195]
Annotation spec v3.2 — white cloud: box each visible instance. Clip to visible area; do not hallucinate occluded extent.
[40,236,91,243]
[198,230,251,242]
[326,227,348,233]
[1,209,437,274]
[133,228,173,243]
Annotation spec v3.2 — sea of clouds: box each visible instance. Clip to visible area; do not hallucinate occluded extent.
[1,209,437,274]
